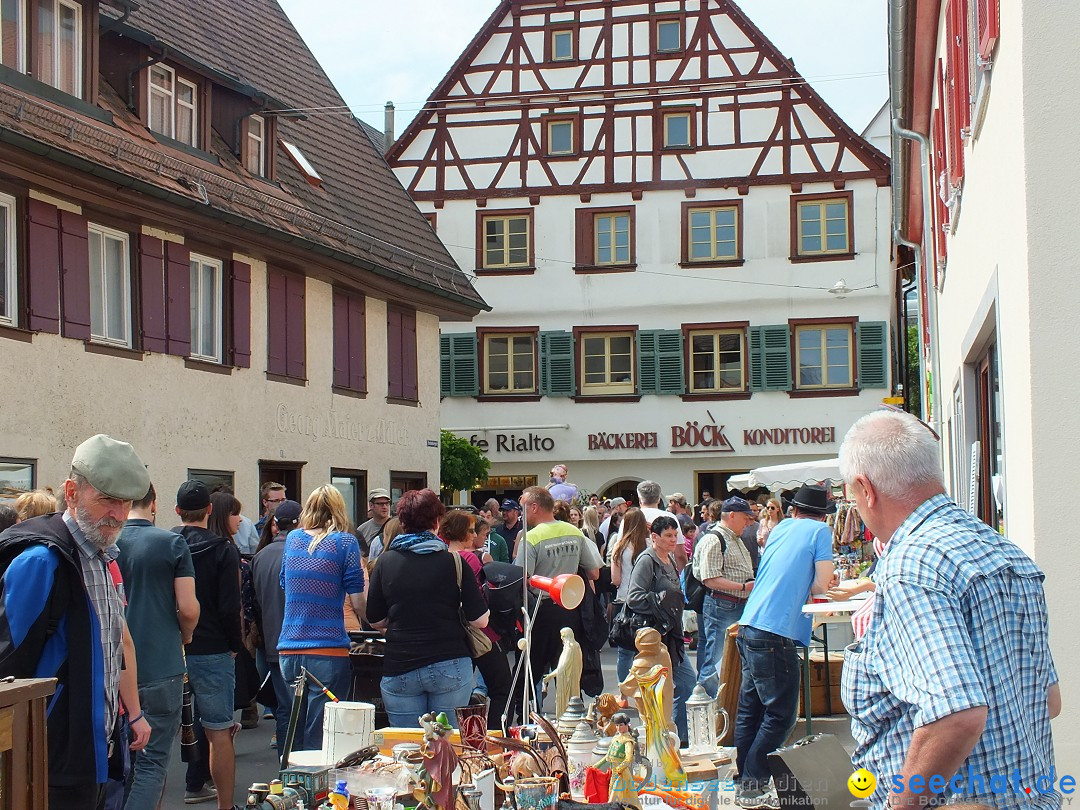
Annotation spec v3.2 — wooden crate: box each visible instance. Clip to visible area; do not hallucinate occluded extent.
[799,650,847,716]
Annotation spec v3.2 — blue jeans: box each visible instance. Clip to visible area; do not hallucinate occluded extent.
[380,657,474,728]
[280,653,352,752]
[185,652,236,730]
[270,661,293,759]
[672,653,696,743]
[698,595,746,697]
[734,626,801,788]
[124,675,183,810]
[616,647,635,682]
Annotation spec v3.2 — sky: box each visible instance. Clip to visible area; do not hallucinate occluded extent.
[278,0,888,137]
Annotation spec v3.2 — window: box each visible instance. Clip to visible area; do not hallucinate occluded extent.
[149,66,198,146]
[189,253,222,363]
[186,469,233,492]
[481,213,531,269]
[483,332,536,394]
[266,268,306,379]
[580,331,634,395]
[795,324,853,389]
[664,112,691,148]
[332,288,366,393]
[0,193,16,326]
[390,472,426,504]
[656,19,682,52]
[176,78,197,145]
[2,0,25,71]
[689,329,746,393]
[795,195,852,257]
[686,204,739,262]
[551,29,574,61]
[594,212,630,266]
[87,224,130,346]
[280,140,323,187]
[35,0,82,98]
[0,457,34,492]
[246,114,266,176]
[387,307,417,402]
[331,470,367,529]
[547,120,574,156]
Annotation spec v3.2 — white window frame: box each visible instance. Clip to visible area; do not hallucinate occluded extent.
[1,0,26,72]
[688,328,746,393]
[37,0,83,98]
[0,192,16,327]
[580,331,635,395]
[483,332,536,395]
[795,324,854,390]
[147,64,175,138]
[87,223,131,347]
[189,253,223,363]
[247,114,266,176]
[175,77,198,146]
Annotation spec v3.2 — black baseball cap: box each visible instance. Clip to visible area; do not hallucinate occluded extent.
[176,480,211,510]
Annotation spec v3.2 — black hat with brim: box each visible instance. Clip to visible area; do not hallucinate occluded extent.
[790,483,837,515]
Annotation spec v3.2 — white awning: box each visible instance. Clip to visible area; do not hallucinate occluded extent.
[728,458,842,493]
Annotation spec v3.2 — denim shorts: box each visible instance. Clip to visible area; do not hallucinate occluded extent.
[185,652,236,730]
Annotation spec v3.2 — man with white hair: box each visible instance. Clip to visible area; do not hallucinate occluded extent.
[636,481,687,569]
[839,409,1059,809]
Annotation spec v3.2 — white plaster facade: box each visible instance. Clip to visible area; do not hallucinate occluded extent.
[896,0,1080,772]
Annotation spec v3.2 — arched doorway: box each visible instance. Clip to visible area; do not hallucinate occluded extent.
[597,478,641,503]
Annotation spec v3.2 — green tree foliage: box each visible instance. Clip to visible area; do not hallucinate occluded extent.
[440,430,490,495]
[906,325,922,417]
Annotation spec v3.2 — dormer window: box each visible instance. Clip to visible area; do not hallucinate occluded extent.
[246,114,266,176]
[1,2,26,71]
[35,0,82,98]
[148,65,198,147]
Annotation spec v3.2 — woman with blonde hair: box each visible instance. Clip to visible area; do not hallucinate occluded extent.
[581,505,601,551]
[15,488,57,521]
[608,507,650,680]
[278,485,365,751]
[757,497,784,547]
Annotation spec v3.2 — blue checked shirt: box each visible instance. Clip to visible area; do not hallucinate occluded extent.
[841,495,1058,808]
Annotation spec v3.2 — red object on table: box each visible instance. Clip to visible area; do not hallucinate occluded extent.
[584,767,611,803]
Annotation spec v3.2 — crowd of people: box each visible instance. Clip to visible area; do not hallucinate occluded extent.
[0,412,1061,810]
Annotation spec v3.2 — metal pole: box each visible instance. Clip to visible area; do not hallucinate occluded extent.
[279,668,307,769]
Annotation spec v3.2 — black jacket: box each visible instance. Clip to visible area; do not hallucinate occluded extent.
[176,526,242,655]
[0,513,112,786]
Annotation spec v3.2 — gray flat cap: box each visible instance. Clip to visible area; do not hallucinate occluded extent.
[70,434,150,501]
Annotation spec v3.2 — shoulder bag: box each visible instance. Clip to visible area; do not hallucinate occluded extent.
[607,552,655,651]
[453,551,493,658]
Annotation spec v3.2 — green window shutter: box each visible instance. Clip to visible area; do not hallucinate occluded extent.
[857,321,889,389]
[749,325,791,391]
[637,329,684,394]
[441,332,478,396]
[540,330,575,396]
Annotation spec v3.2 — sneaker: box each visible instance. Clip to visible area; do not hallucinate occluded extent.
[270,734,277,748]
[262,710,275,720]
[240,704,260,729]
[735,787,779,809]
[183,785,217,804]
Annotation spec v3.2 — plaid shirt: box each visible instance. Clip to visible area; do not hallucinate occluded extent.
[64,513,125,737]
[693,522,754,598]
[841,495,1058,808]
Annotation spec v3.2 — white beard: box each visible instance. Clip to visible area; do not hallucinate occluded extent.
[75,504,123,551]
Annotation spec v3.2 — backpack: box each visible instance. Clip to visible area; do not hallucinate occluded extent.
[481,561,524,644]
[682,528,725,613]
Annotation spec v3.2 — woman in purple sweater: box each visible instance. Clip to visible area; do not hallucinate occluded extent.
[278,485,365,751]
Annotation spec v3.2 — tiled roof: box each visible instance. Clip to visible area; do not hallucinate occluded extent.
[1,0,485,311]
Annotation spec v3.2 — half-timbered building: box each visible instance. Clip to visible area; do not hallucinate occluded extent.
[0,0,485,519]
[891,0,1077,765]
[390,0,895,502]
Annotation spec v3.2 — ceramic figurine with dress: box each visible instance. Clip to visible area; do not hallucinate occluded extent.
[593,712,641,808]
[416,712,458,810]
[542,626,582,720]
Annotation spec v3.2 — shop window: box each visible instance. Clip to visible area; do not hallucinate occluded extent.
[148,65,198,147]
[35,0,82,98]
[479,212,532,270]
[579,330,634,395]
[0,192,17,327]
[664,112,692,148]
[331,469,367,529]
[656,19,682,53]
[793,194,853,258]
[0,457,35,493]
[688,328,746,393]
[390,472,426,505]
[246,114,266,176]
[189,253,223,363]
[87,224,131,347]
[483,331,536,394]
[795,323,853,389]
[551,29,574,62]
[684,203,740,263]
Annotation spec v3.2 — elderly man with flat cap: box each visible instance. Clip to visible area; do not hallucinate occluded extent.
[0,434,153,810]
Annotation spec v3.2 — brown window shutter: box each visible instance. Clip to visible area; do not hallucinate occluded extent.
[26,199,60,333]
[387,307,403,398]
[266,269,287,375]
[332,289,350,388]
[348,293,367,392]
[58,210,91,340]
[402,309,418,401]
[575,208,593,267]
[139,235,167,353]
[285,272,306,379]
[230,260,251,368]
[164,241,191,356]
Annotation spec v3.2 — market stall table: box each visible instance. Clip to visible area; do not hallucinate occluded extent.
[800,597,868,732]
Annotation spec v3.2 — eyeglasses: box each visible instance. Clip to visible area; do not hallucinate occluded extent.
[877,402,940,441]
[265,496,286,504]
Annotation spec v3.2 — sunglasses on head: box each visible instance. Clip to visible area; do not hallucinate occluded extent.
[877,402,940,441]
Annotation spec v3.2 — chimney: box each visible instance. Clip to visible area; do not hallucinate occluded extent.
[384,102,395,152]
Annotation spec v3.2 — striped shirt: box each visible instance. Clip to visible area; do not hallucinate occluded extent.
[841,495,1058,808]
[63,513,125,737]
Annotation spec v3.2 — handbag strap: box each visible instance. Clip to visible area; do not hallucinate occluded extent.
[452,550,464,600]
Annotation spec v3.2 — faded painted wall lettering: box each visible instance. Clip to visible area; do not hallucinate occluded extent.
[276,404,409,446]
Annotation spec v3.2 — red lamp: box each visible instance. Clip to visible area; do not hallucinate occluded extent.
[528,573,585,610]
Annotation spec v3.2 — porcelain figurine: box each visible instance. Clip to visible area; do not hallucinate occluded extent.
[593,712,641,808]
[542,626,582,719]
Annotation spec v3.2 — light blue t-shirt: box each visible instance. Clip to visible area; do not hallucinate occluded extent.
[740,517,833,645]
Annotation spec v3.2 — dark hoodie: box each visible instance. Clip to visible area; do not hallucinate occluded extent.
[175,525,242,655]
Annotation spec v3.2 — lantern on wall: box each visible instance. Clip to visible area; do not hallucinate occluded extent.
[685,685,719,756]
